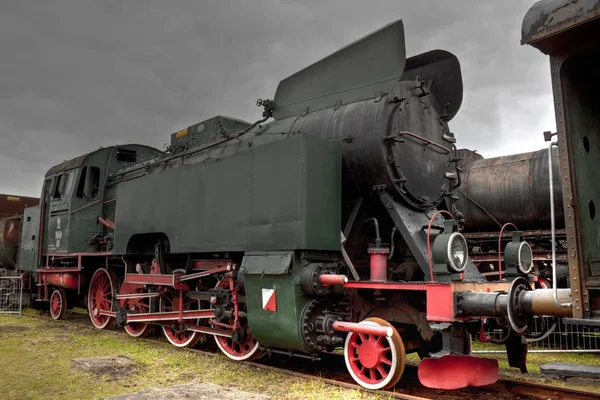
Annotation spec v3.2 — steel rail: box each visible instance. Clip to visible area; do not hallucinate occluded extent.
[22,313,599,400]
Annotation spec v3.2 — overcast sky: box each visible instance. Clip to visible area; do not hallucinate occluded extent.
[0,0,553,197]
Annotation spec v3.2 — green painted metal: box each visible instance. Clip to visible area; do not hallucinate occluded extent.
[272,19,406,121]
[170,116,252,148]
[242,251,293,274]
[241,251,311,352]
[20,144,162,271]
[562,55,600,279]
[18,206,40,272]
[112,133,342,255]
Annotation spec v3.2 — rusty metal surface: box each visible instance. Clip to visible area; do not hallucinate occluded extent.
[0,193,39,218]
[457,148,564,232]
[521,0,600,47]
[0,216,23,269]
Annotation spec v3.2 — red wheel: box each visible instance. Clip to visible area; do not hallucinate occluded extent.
[213,280,262,361]
[344,317,406,390]
[50,288,67,320]
[88,268,116,329]
[123,288,153,338]
[160,290,202,347]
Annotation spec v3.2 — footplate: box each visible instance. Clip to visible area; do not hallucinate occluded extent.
[418,355,499,390]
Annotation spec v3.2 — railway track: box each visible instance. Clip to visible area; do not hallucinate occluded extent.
[21,311,599,400]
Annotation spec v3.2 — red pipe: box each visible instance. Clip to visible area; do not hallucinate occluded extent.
[368,249,389,281]
[331,320,393,337]
[319,274,348,286]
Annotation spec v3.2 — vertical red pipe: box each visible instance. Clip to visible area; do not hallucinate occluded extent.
[369,248,389,281]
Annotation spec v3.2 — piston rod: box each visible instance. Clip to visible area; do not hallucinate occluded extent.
[319,274,348,286]
[331,321,393,337]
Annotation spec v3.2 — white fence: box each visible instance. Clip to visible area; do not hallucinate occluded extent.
[475,316,600,353]
[0,270,23,316]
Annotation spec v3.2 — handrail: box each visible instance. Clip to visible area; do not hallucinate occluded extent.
[548,140,571,308]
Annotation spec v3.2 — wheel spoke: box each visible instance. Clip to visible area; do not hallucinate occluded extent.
[344,318,406,390]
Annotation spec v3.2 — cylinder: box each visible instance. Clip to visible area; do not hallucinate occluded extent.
[519,289,573,317]
[331,320,393,337]
[0,217,22,269]
[456,148,564,231]
[455,291,507,317]
[43,272,83,289]
[368,248,389,282]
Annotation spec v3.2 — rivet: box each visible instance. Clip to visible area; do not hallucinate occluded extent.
[577,307,580,311]
[575,290,579,293]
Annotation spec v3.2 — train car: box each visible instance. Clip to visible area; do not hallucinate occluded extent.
[0,193,39,270]
[521,0,600,325]
[14,19,577,391]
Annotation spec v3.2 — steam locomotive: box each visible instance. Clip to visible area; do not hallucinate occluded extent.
[2,10,590,391]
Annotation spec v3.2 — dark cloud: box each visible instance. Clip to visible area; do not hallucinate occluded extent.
[0,0,552,197]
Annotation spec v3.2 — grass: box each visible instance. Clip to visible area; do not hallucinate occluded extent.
[0,313,392,400]
[2,311,599,399]
[470,341,600,375]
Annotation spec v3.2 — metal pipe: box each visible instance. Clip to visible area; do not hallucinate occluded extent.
[319,274,348,286]
[455,291,507,317]
[519,289,573,317]
[331,320,393,337]
[549,141,572,308]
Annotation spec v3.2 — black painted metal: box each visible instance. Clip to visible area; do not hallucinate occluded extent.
[456,148,565,232]
[267,78,455,210]
[379,191,485,282]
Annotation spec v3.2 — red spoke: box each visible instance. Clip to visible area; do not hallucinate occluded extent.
[381,356,393,366]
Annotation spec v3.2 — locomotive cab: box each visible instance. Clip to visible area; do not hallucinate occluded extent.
[18,144,163,313]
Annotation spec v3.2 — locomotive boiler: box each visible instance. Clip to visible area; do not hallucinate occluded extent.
[13,19,577,392]
[457,148,564,232]
[455,148,569,287]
